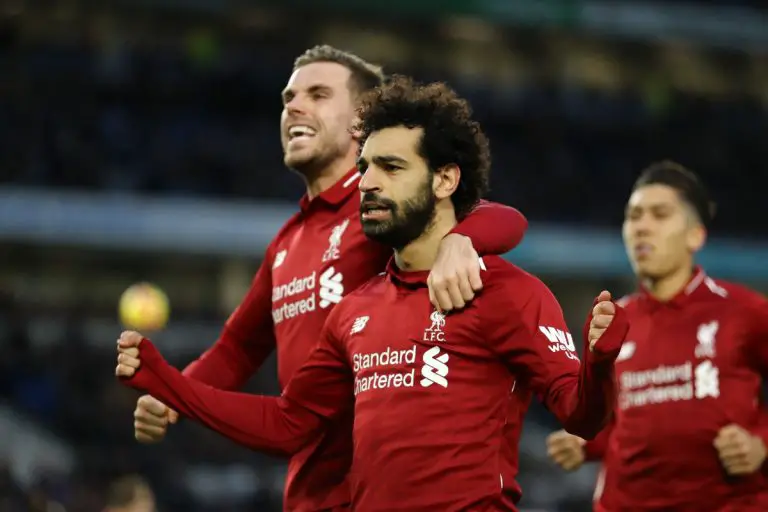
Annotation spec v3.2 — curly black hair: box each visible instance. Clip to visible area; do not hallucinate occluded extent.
[634,160,716,227]
[355,75,491,219]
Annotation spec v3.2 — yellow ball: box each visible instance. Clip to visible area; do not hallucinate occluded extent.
[119,282,170,331]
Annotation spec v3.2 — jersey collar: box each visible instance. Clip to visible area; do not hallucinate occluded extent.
[298,168,360,213]
[639,265,707,310]
[385,256,430,288]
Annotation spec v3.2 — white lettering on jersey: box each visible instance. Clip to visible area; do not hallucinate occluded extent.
[694,360,720,399]
[420,346,449,388]
[619,359,721,409]
[351,344,452,395]
[322,219,349,262]
[271,267,345,324]
[423,310,446,343]
[538,326,578,360]
[352,346,417,396]
[318,267,344,308]
[695,320,718,358]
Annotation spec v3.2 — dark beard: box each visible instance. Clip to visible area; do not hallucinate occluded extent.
[360,178,436,250]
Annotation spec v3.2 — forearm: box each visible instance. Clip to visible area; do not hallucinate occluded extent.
[132,342,322,456]
[451,200,527,255]
[752,423,768,471]
[583,422,613,461]
[548,359,616,440]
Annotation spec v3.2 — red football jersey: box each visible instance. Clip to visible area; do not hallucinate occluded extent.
[125,256,628,511]
[182,169,529,511]
[587,268,768,511]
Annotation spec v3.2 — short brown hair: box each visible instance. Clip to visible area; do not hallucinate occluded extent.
[633,160,716,226]
[293,45,385,97]
[355,75,491,219]
[105,475,150,507]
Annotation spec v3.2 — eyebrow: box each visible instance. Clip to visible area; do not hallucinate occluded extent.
[375,155,408,165]
[626,202,675,214]
[281,84,334,101]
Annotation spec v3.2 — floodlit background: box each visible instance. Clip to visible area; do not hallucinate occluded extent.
[0,1,766,510]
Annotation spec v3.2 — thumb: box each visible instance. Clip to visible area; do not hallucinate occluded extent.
[167,409,179,424]
[718,424,742,438]
[597,290,612,303]
[118,331,144,349]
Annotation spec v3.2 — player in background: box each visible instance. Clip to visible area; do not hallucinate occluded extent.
[115,76,628,511]
[546,161,768,511]
[103,475,156,512]
[131,46,528,512]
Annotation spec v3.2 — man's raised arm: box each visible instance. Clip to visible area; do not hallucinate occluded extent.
[484,278,628,440]
[117,309,354,456]
[450,200,527,256]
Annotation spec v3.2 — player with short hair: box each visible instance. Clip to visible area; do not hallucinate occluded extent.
[103,475,156,512]
[116,76,629,511]
[547,161,768,511]
[130,46,528,511]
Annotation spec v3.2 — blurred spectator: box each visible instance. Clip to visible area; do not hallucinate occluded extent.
[104,475,156,512]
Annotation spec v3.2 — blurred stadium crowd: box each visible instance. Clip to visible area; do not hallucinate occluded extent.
[0,1,766,511]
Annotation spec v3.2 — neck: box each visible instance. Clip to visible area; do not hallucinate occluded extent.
[641,263,695,302]
[304,148,358,200]
[394,201,457,272]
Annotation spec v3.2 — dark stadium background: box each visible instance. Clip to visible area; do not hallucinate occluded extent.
[0,1,766,510]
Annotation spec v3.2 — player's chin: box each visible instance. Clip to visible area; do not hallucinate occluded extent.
[361,219,396,240]
[634,261,665,280]
[284,148,317,170]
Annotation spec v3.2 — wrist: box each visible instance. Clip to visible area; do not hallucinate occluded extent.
[753,434,767,465]
[444,231,470,241]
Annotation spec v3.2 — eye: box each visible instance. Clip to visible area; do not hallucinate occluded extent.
[381,163,401,172]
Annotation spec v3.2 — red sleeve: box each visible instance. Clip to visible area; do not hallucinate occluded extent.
[751,412,768,473]
[121,310,354,457]
[484,277,628,440]
[450,199,528,255]
[583,417,614,461]
[743,297,768,468]
[182,247,277,390]
[744,298,768,376]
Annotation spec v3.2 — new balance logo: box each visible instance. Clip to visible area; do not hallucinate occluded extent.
[350,316,369,335]
[539,326,578,361]
[616,341,636,362]
[273,250,287,269]
[420,346,449,388]
[318,266,344,308]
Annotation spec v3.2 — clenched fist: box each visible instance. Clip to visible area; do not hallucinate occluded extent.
[547,429,586,471]
[428,234,483,312]
[115,330,144,378]
[588,291,617,352]
[116,331,178,442]
[133,394,178,443]
[714,424,766,475]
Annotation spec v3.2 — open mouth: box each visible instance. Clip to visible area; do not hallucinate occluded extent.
[288,125,317,143]
[633,243,654,258]
[360,202,392,221]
